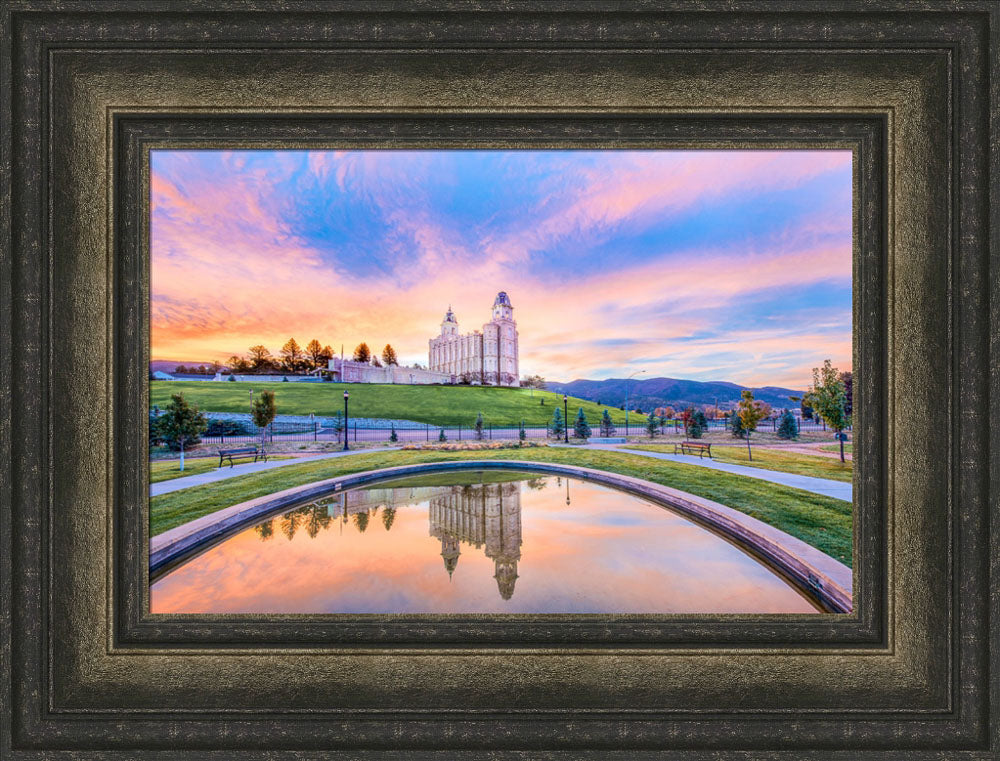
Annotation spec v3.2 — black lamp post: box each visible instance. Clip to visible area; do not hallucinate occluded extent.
[563,394,569,443]
[343,390,350,451]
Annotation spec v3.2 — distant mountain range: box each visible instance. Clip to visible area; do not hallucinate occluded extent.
[150,359,216,372]
[545,377,803,412]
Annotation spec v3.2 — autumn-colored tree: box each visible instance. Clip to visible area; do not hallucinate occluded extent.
[679,406,695,437]
[381,344,398,366]
[305,339,325,369]
[247,344,273,372]
[227,355,250,372]
[352,343,371,363]
[371,356,382,368]
[737,389,767,461]
[280,338,304,372]
[807,359,851,462]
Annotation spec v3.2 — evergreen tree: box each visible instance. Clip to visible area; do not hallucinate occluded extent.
[438,428,447,442]
[519,420,527,442]
[280,337,304,372]
[600,409,616,437]
[474,411,485,440]
[389,425,398,443]
[550,407,565,438]
[158,393,208,472]
[352,343,371,363]
[689,409,708,439]
[381,344,398,366]
[305,338,325,369]
[645,415,658,438]
[331,411,345,443]
[228,374,236,382]
[573,408,592,440]
[730,409,746,439]
[777,408,799,440]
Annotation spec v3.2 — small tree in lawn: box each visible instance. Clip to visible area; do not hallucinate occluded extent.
[574,408,592,440]
[645,414,659,438]
[730,409,746,439]
[159,393,207,471]
[689,409,708,439]
[519,420,527,442]
[777,408,799,440]
[438,428,447,442]
[550,407,565,439]
[600,409,616,437]
[807,359,851,462]
[679,406,695,437]
[474,412,485,440]
[252,389,277,451]
[737,389,767,461]
[389,425,398,443]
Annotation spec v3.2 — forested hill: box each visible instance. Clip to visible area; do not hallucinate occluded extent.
[545,377,803,411]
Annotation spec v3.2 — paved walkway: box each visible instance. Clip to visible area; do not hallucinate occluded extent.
[568,445,852,502]
[150,447,402,497]
[152,443,851,503]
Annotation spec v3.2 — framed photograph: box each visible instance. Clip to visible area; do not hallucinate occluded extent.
[3,3,997,758]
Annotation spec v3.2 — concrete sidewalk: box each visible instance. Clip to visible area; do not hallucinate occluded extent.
[152,443,851,503]
[570,445,852,502]
[150,447,402,497]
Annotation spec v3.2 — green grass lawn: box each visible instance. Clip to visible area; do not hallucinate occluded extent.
[150,455,292,483]
[150,448,852,565]
[628,444,854,483]
[820,443,854,455]
[150,380,647,427]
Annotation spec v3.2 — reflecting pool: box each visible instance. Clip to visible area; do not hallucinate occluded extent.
[150,470,820,614]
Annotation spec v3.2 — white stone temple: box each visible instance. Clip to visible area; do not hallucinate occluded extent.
[428,292,520,387]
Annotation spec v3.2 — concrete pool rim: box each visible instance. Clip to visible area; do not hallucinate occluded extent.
[149,459,853,613]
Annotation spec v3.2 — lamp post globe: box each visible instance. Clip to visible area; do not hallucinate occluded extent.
[343,390,350,451]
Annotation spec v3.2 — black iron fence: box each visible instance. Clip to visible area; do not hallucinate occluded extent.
[155,414,849,449]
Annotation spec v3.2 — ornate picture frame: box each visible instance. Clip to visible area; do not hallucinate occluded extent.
[2,3,997,757]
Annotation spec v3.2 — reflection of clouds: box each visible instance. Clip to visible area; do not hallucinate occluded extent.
[150,475,818,615]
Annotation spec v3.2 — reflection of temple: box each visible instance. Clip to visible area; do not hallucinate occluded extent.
[269,478,525,602]
[428,482,523,600]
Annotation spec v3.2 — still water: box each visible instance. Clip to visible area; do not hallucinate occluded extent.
[151,470,819,614]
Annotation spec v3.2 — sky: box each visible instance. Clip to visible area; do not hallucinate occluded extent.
[150,149,852,388]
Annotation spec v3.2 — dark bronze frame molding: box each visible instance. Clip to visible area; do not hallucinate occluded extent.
[2,2,997,757]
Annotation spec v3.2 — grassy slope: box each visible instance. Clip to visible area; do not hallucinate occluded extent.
[150,380,647,427]
[150,455,293,484]
[150,448,852,565]
[628,444,854,483]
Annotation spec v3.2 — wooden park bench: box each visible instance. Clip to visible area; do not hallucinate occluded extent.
[217,445,267,468]
[675,441,713,459]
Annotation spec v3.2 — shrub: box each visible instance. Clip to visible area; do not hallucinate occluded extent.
[389,425,398,443]
[777,408,799,440]
[519,420,527,441]
[730,409,746,439]
[228,374,236,382]
[438,428,447,442]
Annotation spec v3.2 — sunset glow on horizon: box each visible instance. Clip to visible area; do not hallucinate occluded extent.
[151,149,852,388]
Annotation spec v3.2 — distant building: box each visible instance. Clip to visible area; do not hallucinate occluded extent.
[428,292,519,387]
[322,357,453,385]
